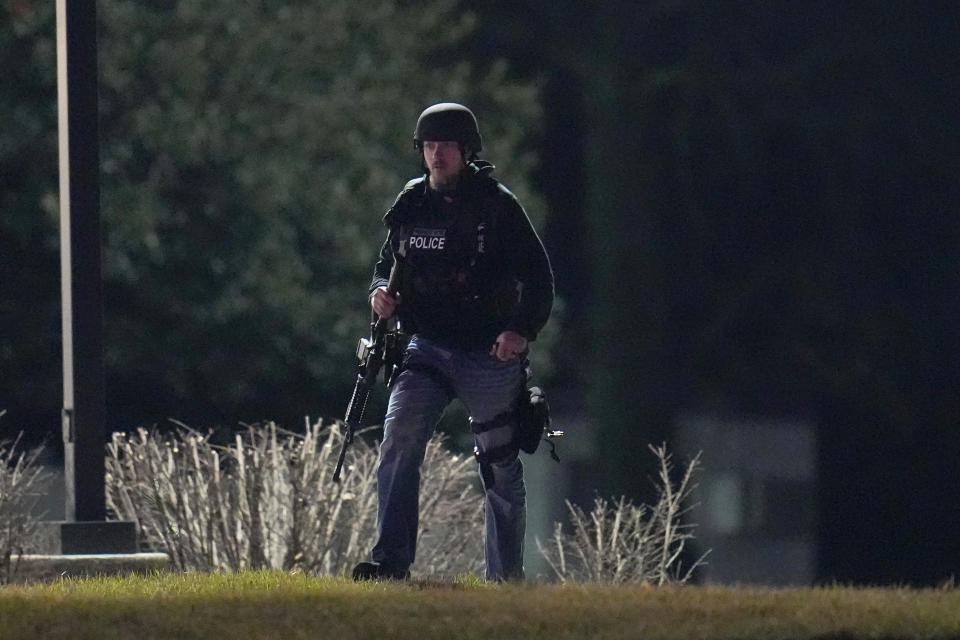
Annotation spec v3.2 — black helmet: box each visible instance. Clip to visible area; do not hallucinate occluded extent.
[413,102,482,152]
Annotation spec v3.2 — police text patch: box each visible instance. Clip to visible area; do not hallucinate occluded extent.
[408,227,447,250]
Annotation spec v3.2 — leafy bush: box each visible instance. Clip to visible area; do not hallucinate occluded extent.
[105,420,484,576]
[93,0,544,430]
[0,422,51,584]
[537,445,706,584]
[2,0,548,436]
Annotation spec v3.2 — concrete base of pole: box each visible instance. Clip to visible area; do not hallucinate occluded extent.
[33,520,139,555]
[58,520,138,554]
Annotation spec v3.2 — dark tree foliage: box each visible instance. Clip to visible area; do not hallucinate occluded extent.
[477,0,959,584]
[1,0,543,441]
[4,0,959,584]
[0,1,61,443]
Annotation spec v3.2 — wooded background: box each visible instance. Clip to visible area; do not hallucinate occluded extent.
[2,0,957,585]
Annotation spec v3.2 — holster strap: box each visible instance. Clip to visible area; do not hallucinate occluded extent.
[469,408,515,435]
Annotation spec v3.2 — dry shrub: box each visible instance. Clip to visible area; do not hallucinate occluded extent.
[106,419,484,576]
[0,428,51,584]
[537,444,707,584]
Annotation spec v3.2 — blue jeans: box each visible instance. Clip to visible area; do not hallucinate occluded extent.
[371,335,527,580]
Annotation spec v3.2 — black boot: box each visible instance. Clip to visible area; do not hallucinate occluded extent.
[352,561,411,581]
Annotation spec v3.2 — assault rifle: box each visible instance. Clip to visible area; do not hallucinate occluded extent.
[332,259,404,483]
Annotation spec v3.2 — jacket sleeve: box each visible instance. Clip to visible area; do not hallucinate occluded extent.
[501,194,555,341]
[369,230,394,296]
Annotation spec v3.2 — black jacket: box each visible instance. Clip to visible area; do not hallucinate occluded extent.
[370,161,554,351]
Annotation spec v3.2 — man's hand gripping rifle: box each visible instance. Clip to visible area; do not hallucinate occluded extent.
[332,259,404,483]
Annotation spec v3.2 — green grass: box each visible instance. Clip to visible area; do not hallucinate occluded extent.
[0,571,958,640]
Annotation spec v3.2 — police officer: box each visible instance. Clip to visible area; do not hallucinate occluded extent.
[353,103,554,581]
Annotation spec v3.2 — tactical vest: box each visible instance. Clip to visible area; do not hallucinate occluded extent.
[383,167,518,346]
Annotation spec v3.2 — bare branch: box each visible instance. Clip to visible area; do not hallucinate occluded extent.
[106,420,484,576]
[536,444,706,585]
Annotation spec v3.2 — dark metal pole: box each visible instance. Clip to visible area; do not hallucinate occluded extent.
[53,0,137,554]
[57,0,105,523]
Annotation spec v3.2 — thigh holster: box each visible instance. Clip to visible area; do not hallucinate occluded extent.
[471,408,520,467]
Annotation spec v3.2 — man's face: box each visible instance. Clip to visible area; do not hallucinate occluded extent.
[423,140,466,189]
